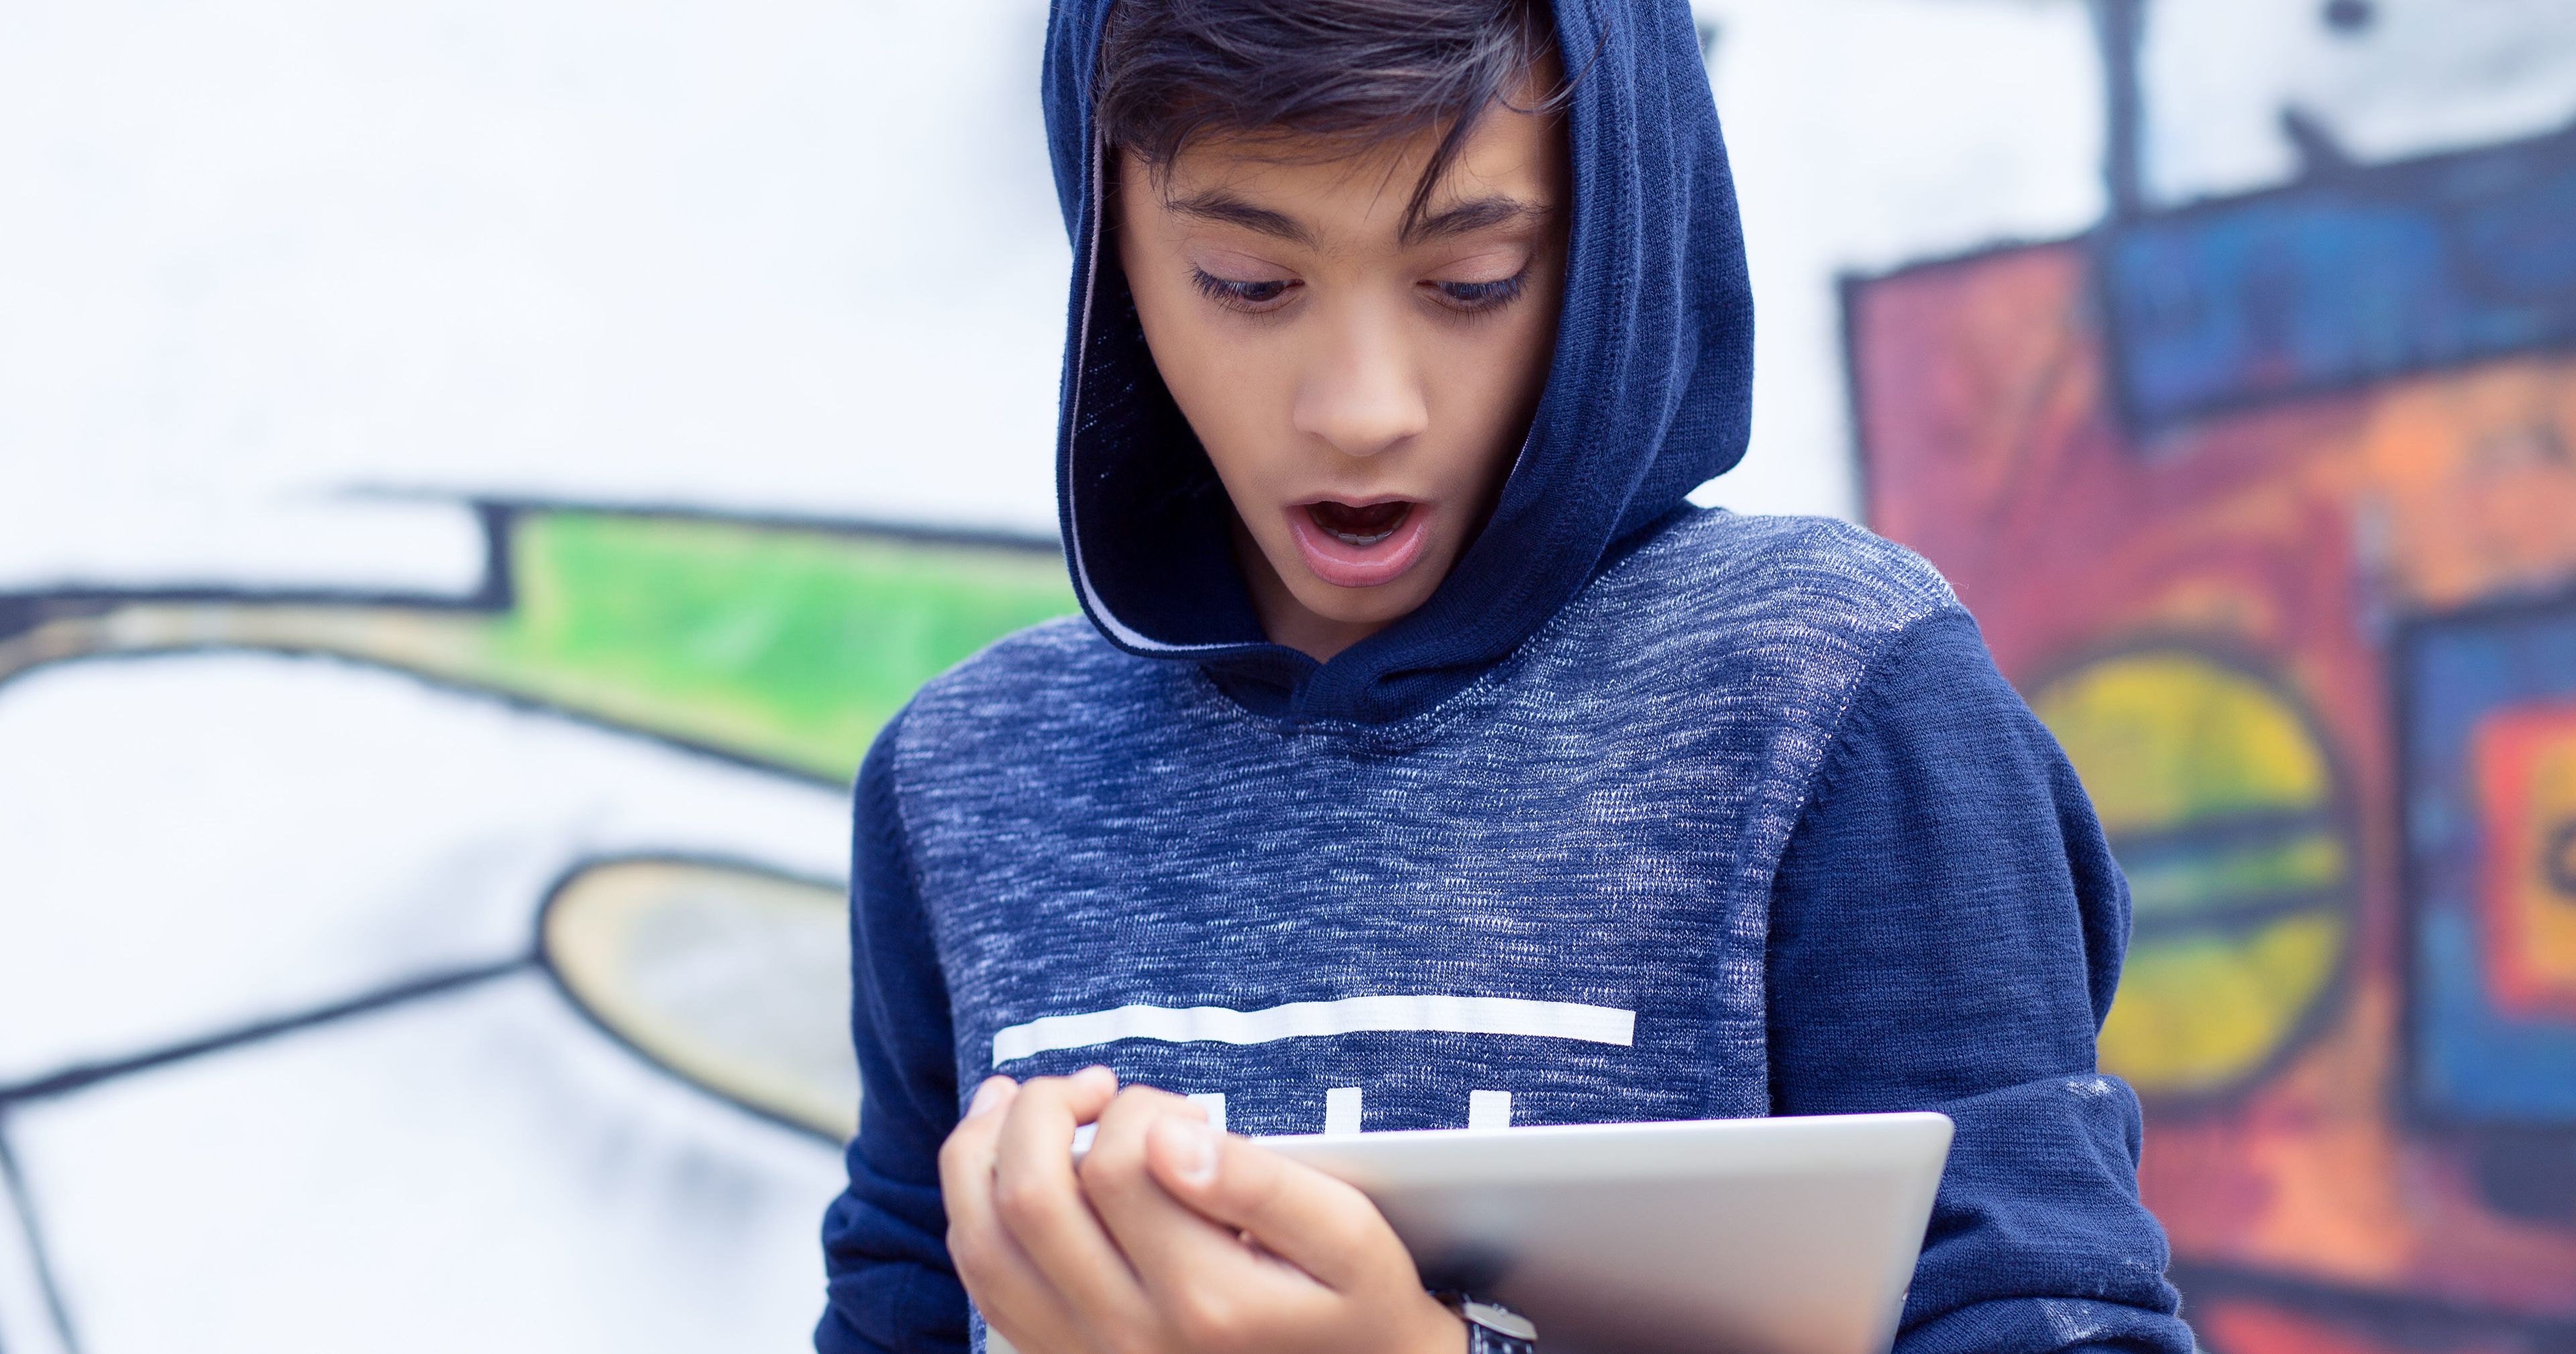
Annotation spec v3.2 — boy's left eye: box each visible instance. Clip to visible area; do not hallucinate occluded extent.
[1190,268,1298,312]
[1429,272,1527,312]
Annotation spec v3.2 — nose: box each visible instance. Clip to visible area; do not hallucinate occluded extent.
[1289,299,1428,460]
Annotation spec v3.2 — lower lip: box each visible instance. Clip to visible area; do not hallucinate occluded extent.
[1285,502,1434,589]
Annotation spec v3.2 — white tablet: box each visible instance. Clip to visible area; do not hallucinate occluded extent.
[1258,1112,1955,1354]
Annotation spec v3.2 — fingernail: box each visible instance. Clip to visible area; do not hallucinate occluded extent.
[1168,1119,1218,1186]
[967,1076,1013,1119]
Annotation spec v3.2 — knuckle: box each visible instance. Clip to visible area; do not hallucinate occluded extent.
[990,1173,1051,1233]
[1324,1212,1380,1262]
[1090,1087,1151,1139]
[1171,1289,1247,1353]
[1004,1079,1057,1117]
[1075,1144,1125,1194]
[988,1176,1030,1224]
[938,1121,993,1172]
[1114,1083,1177,1110]
[1312,1190,1377,1250]
[1234,1162,1291,1222]
[944,1225,988,1280]
[1082,1127,1142,1172]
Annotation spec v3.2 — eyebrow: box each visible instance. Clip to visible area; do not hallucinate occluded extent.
[1167,190,1316,247]
[1164,189,1555,249]
[1403,195,1553,245]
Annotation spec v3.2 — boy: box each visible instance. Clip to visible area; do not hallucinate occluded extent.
[820,1,2192,1352]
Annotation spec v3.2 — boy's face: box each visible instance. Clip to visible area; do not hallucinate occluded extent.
[1116,91,1570,661]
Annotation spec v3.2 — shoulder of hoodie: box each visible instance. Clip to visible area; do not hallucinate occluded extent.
[878,512,1968,765]
[881,610,1177,762]
[1566,508,1966,663]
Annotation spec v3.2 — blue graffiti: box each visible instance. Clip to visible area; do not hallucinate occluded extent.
[2099,129,2576,430]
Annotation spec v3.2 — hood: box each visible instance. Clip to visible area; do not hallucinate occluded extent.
[1040,0,1753,725]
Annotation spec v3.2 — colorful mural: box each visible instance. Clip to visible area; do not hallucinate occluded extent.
[0,504,1075,1351]
[10,0,2574,1349]
[1847,17,2576,1349]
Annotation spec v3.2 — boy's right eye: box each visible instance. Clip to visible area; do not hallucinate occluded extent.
[1191,268,1299,312]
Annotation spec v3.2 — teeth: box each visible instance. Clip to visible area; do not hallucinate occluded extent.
[1308,500,1411,547]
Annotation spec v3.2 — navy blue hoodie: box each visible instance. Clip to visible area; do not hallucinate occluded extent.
[817,1,2192,1351]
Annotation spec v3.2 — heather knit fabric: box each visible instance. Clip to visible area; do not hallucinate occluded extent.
[816,0,2189,1349]
[814,514,2189,1354]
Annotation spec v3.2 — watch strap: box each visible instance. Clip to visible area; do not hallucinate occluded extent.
[1434,1291,1538,1353]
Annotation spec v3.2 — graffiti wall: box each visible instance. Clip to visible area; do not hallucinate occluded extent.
[0,505,1075,1351]
[1847,4,2576,1350]
[9,0,2573,1349]
[0,0,1083,1344]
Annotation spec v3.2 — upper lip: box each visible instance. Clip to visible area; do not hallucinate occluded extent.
[1292,494,1426,508]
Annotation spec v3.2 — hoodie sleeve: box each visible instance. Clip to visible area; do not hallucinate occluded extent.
[818,710,971,1354]
[1766,608,2192,1354]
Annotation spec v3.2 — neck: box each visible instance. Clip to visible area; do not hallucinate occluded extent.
[1230,514,1388,664]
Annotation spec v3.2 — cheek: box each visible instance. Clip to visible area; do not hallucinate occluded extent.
[1125,272,1291,486]
[1428,311,1556,489]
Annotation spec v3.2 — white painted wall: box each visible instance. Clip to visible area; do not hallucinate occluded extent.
[0,652,847,1081]
[1,0,2128,597]
[11,0,2576,589]
[1,0,1065,591]
[2141,0,2576,205]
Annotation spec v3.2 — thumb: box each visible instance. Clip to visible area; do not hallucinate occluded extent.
[1144,1117,1398,1290]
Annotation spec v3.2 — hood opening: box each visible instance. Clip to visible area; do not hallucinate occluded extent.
[1044,0,1753,725]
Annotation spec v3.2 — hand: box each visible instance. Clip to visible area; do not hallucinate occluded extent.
[938,1068,1466,1354]
[1081,1080,1464,1354]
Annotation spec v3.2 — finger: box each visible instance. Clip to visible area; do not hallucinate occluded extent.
[1088,1096,1335,1340]
[940,1078,1092,1354]
[991,1068,1158,1342]
[1076,1086,1234,1259]
[936,1076,1016,1247]
[1145,1117,1415,1292]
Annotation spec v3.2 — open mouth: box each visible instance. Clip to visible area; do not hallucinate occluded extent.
[1284,498,1434,589]
[1307,500,1413,546]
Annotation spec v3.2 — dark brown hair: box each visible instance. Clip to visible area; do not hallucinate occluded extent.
[1094,0,1563,227]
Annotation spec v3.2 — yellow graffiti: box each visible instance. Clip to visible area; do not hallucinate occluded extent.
[2037,653,2330,836]
[2033,651,2353,1098]
[2096,914,2343,1097]
[543,858,857,1139]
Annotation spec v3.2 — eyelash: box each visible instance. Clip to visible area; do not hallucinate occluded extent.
[1191,270,1296,311]
[1187,267,1531,317]
[1433,273,1526,312]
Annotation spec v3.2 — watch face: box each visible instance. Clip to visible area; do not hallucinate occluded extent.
[1460,1299,1540,1344]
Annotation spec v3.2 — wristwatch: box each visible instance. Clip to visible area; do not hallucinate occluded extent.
[1435,1291,1538,1354]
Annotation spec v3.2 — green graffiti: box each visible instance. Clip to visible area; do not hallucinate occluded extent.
[472,513,1077,779]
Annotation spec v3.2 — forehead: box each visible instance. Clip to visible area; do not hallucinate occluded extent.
[1141,100,1569,240]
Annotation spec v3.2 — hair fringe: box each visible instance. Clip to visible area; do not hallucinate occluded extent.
[1095,0,1569,231]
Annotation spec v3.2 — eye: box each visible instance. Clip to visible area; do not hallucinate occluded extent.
[1428,272,1527,313]
[1191,268,1298,313]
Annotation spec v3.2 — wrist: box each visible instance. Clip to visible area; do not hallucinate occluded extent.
[1403,1295,1470,1354]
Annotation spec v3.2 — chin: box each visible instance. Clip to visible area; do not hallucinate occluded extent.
[1292,575,1442,628]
